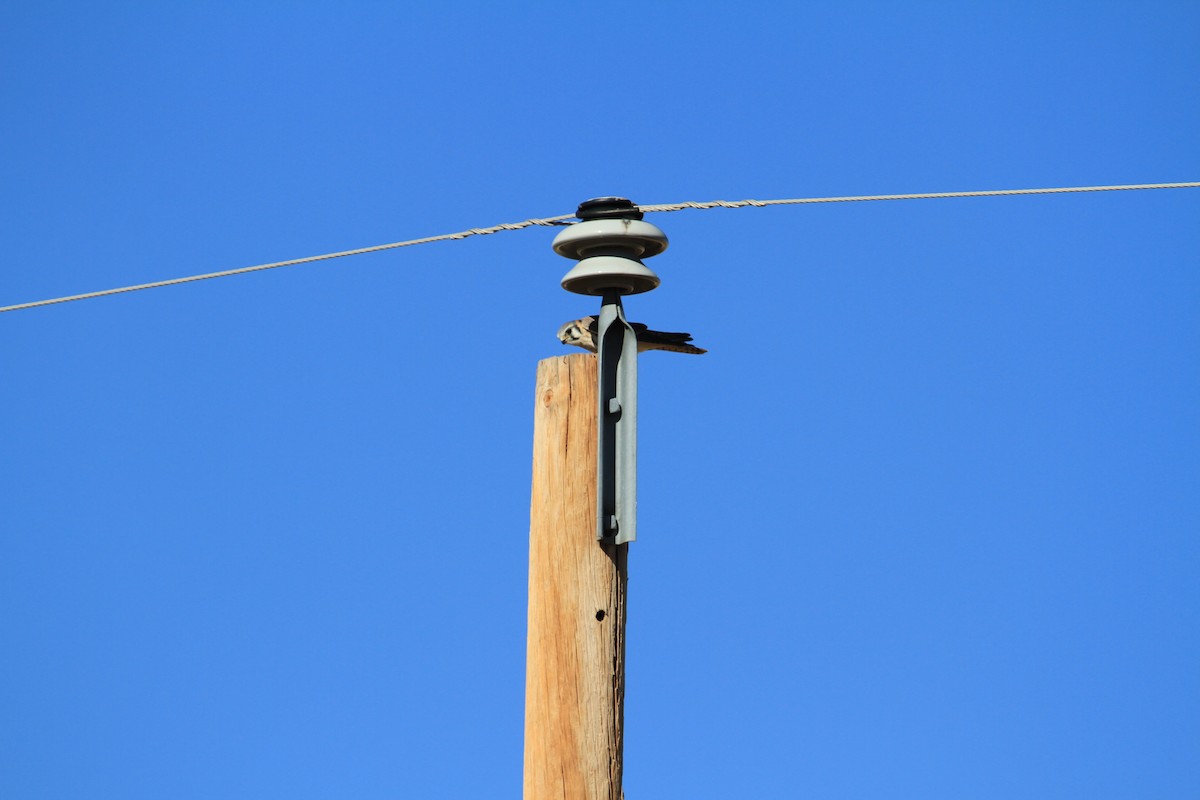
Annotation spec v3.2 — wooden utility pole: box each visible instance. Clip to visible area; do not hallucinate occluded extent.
[524,353,628,800]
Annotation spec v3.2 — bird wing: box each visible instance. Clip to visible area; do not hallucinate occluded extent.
[633,325,697,346]
[587,316,706,353]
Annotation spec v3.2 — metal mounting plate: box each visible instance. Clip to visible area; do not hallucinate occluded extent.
[596,295,638,544]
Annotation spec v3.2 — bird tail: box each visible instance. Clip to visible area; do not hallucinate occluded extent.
[643,342,707,355]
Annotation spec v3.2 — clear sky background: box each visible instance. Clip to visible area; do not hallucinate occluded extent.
[2,3,1197,798]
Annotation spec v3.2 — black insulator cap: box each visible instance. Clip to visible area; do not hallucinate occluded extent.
[576,197,643,221]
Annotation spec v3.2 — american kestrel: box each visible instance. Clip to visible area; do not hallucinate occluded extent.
[557,316,707,355]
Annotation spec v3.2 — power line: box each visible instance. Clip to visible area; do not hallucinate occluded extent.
[639,182,1200,212]
[0,214,573,314]
[2,181,1197,314]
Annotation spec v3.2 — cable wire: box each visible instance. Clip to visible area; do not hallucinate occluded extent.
[639,182,1200,213]
[2,182,1197,314]
[0,214,574,314]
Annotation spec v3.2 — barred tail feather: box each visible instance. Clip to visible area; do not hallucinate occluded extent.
[641,342,708,355]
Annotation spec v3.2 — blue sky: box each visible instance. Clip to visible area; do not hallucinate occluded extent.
[2,3,1197,798]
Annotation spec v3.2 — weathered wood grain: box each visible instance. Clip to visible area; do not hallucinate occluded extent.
[524,354,627,800]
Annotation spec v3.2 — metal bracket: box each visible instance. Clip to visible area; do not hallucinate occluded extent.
[596,293,638,544]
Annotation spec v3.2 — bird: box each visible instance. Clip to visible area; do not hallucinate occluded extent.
[557,315,707,354]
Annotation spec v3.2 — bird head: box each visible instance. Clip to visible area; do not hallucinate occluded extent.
[557,316,597,352]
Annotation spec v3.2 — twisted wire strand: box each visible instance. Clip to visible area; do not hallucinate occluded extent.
[0,214,574,313]
[639,182,1200,213]
[3,182,1197,314]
